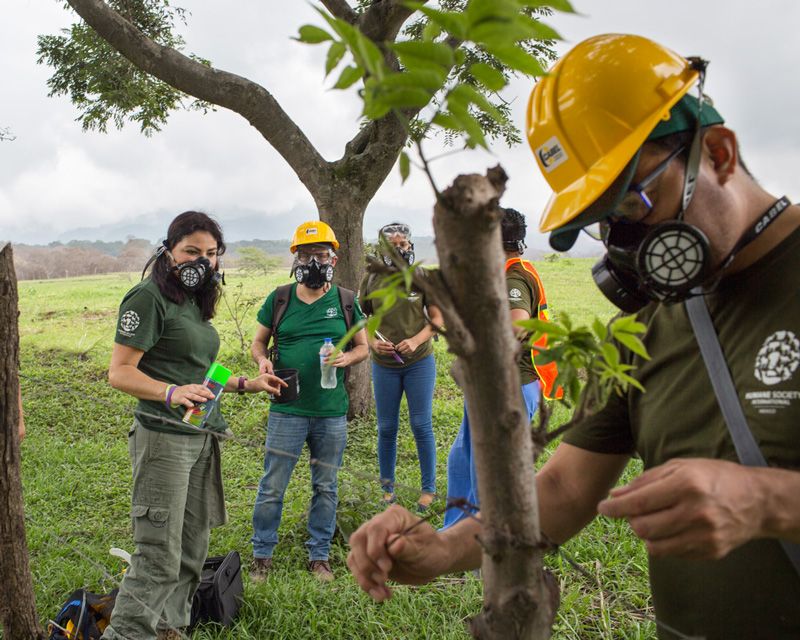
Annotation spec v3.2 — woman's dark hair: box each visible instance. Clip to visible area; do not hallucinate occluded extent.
[150,211,226,321]
[500,207,527,252]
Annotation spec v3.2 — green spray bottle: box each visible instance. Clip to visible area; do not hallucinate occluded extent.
[182,362,232,429]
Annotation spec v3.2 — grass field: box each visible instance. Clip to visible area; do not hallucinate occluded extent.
[16,257,657,639]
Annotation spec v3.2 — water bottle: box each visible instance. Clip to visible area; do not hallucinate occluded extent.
[182,362,232,428]
[319,338,337,389]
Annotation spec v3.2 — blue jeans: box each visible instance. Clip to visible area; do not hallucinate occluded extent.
[442,380,540,530]
[372,354,436,494]
[251,412,347,561]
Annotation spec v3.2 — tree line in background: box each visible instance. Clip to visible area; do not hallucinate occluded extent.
[7,235,487,281]
[10,238,292,281]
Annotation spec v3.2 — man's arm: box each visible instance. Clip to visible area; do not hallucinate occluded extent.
[598,457,800,558]
[347,443,629,600]
[251,323,274,375]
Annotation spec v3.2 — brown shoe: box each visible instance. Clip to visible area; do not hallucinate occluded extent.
[308,559,334,583]
[250,556,273,582]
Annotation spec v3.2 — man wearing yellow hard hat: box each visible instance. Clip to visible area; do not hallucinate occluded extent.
[249,220,369,582]
[345,34,800,639]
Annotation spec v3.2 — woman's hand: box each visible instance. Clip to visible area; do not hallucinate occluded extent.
[170,384,216,408]
[371,338,396,356]
[246,372,288,396]
[395,336,419,355]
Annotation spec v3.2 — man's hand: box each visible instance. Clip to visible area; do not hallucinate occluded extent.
[597,458,765,560]
[257,356,274,375]
[347,505,447,602]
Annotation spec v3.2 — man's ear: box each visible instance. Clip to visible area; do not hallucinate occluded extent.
[703,126,738,184]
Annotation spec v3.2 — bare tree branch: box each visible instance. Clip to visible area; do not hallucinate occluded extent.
[64,0,330,195]
[358,0,427,42]
[320,0,358,23]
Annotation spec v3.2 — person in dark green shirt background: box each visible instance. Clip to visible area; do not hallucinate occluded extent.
[360,222,444,512]
[250,220,369,583]
[105,211,284,640]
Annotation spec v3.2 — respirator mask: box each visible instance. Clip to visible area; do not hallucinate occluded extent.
[379,223,415,266]
[141,241,223,292]
[292,245,335,289]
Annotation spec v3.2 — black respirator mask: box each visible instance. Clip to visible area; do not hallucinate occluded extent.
[294,258,334,289]
[379,223,415,266]
[141,241,223,292]
[173,256,223,292]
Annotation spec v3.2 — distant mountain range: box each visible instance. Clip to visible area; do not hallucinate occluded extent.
[7,205,603,259]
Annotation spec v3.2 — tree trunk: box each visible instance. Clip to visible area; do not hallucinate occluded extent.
[318,194,372,419]
[0,244,45,639]
[429,169,557,639]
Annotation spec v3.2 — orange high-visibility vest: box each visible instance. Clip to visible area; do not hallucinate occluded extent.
[505,257,563,400]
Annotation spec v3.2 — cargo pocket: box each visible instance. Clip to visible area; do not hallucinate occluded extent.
[132,504,170,544]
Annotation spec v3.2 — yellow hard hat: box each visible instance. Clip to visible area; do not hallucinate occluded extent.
[527,34,699,239]
[290,220,339,253]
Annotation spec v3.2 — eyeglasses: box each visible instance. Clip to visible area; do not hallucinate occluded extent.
[614,144,686,222]
[296,250,333,265]
[582,144,686,242]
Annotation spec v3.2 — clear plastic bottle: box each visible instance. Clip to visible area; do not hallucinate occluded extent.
[319,338,337,389]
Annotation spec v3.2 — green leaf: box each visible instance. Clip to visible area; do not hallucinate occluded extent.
[601,342,620,368]
[333,65,363,90]
[449,83,504,122]
[295,24,333,44]
[614,332,651,360]
[422,20,442,42]
[469,63,507,91]
[415,6,469,40]
[392,41,455,71]
[519,0,577,13]
[487,45,547,77]
[352,30,386,79]
[325,41,347,77]
[399,151,410,184]
[592,318,607,341]
[378,67,448,92]
[431,112,462,131]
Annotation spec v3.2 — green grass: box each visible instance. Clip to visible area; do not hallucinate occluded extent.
[17,258,655,639]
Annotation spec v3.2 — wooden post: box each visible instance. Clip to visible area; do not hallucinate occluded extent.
[0,243,44,638]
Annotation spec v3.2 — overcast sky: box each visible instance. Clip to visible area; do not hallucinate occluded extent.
[1,1,798,246]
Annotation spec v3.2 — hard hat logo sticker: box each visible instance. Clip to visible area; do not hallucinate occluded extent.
[537,137,568,172]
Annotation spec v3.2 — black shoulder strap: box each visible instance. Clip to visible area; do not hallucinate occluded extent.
[685,293,800,577]
[338,286,355,337]
[269,283,294,360]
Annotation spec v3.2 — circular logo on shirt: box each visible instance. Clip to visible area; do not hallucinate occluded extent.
[509,288,522,299]
[754,330,800,385]
[326,307,338,318]
[119,310,140,333]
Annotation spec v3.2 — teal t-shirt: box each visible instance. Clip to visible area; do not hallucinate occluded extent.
[256,284,365,417]
[114,278,225,434]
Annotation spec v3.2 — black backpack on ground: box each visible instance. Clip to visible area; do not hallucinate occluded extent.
[48,551,243,639]
[189,551,243,630]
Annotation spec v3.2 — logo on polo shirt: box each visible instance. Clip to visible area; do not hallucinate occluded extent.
[119,310,140,336]
[509,288,522,300]
[754,330,800,385]
[325,307,338,318]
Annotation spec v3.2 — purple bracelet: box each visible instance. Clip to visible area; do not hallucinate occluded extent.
[165,384,177,408]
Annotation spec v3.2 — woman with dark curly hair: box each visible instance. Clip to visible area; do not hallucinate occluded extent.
[103,211,284,640]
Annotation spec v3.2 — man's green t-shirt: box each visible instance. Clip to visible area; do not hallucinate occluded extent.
[114,278,226,434]
[506,261,540,385]
[358,272,433,368]
[564,228,800,639]
[256,284,365,417]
